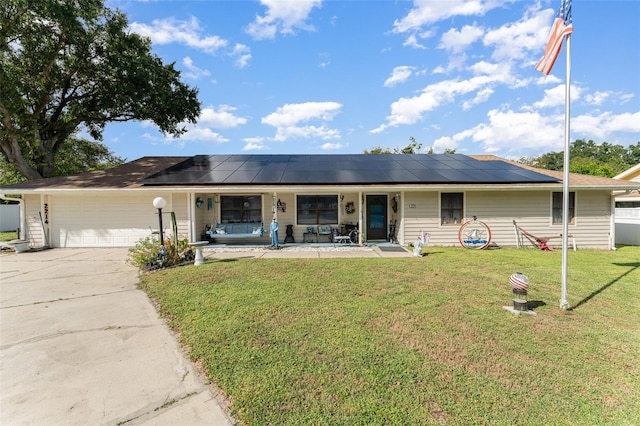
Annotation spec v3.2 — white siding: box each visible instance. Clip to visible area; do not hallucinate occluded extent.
[615,208,640,245]
[24,194,45,247]
[0,204,20,232]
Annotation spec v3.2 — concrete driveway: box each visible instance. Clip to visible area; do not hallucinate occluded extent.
[0,248,233,426]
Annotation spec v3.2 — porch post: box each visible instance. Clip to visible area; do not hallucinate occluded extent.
[358,191,363,244]
[188,193,196,242]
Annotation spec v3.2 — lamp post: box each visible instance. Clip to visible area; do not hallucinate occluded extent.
[153,197,167,246]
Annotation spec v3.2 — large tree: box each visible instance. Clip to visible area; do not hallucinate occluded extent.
[519,139,640,177]
[0,0,201,180]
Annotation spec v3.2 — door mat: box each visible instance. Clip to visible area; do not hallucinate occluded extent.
[377,246,408,252]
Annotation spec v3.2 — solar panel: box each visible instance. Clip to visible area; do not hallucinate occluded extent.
[142,154,559,186]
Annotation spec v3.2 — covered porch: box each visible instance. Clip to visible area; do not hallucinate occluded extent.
[188,190,403,246]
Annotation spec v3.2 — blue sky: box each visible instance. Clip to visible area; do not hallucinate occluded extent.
[103,0,640,161]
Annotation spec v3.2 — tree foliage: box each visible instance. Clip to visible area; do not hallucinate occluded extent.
[0,137,125,184]
[364,137,456,154]
[519,139,640,177]
[0,0,201,180]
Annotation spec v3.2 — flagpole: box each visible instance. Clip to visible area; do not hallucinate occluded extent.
[560,33,571,310]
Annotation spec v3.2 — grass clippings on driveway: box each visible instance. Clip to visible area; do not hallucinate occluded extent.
[140,246,640,425]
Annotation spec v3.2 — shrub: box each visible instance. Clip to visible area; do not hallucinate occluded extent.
[127,236,194,270]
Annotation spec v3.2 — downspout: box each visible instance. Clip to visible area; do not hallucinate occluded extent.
[0,193,25,240]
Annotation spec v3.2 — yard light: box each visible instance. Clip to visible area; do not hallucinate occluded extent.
[153,197,167,246]
[503,272,536,316]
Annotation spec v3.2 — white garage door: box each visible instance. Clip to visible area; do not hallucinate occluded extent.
[50,193,167,247]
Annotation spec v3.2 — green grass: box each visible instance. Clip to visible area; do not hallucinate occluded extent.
[140,247,640,425]
[0,231,17,242]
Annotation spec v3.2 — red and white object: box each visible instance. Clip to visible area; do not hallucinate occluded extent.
[510,272,529,291]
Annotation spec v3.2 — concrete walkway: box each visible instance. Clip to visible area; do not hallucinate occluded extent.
[0,248,233,426]
[0,245,411,425]
[202,243,412,260]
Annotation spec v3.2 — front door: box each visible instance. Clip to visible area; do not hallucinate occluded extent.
[366,195,387,240]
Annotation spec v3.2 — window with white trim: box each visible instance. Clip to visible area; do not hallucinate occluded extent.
[552,192,575,225]
[441,192,463,225]
[296,195,338,225]
[220,195,262,223]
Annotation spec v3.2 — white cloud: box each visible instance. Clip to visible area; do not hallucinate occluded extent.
[262,101,342,141]
[321,142,344,150]
[393,0,510,34]
[384,66,415,87]
[243,138,269,151]
[584,91,610,106]
[175,127,229,144]
[231,44,252,68]
[434,109,640,156]
[439,24,484,53]
[572,111,640,139]
[532,84,582,109]
[371,75,498,133]
[403,34,426,49]
[262,101,341,127]
[245,0,323,40]
[469,60,499,76]
[448,109,563,153]
[618,93,635,105]
[462,87,494,110]
[273,125,340,142]
[182,57,210,80]
[199,105,248,128]
[482,4,553,62]
[129,17,227,53]
[130,17,251,67]
[160,105,247,145]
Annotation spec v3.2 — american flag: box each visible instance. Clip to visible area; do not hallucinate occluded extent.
[535,0,573,75]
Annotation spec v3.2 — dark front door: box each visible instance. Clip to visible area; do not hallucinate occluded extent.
[366,195,387,240]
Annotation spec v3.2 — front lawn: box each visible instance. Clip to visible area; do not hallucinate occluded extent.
[140,247,640,425]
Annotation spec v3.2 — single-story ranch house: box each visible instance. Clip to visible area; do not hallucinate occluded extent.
[1,154,638,250]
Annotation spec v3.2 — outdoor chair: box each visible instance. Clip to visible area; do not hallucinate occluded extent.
[318,225,334,243]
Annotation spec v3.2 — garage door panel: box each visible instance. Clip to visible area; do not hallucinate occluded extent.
[51,194,164,247]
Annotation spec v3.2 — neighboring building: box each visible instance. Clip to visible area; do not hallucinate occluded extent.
[613,164,640,246]
[0,201,20,232]
[1,154,636,250]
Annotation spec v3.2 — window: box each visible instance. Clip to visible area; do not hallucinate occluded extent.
[441,192,463,225]
[552,192,575,225]
[220,195,262,223]
[297,195,338,225]
[616,201,640,208]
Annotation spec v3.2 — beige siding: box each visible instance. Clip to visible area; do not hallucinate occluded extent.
[401,191,444,245]
[571,191,613,248]
[171,193,190,240]
[398,189,613,249]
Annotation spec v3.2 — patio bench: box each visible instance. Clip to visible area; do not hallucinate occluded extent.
[204,223,265,241]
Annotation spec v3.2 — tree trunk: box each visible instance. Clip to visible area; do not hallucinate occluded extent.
[0,135,44,180]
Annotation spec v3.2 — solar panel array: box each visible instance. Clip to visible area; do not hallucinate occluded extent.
[142,154,559,185]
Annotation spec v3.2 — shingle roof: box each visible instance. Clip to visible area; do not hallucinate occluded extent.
[470,155,640,187]
[1,157,188,190]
